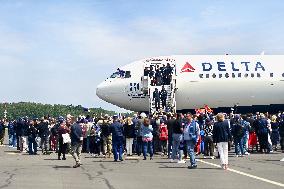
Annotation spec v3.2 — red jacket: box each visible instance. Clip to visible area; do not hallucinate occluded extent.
[159,123,168,141]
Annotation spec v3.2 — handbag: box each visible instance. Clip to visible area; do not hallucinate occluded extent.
[62,133,71,144]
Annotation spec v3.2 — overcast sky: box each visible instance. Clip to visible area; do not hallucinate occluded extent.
[0,0,284,112]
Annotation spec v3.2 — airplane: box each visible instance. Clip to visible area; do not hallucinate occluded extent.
[96,55,284,113]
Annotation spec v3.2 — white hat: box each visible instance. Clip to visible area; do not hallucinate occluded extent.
[140,112,147,118]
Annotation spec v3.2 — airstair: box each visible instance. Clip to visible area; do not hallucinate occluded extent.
[141,58,177,115]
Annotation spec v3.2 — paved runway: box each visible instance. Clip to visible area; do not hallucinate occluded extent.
[1,130,284,189]
[0,145,284,189]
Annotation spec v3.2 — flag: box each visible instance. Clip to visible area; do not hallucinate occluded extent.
[204,105,213,113]
[195,108,205,116]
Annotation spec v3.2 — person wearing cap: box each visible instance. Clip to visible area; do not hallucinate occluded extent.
[110,115,124,162]
[70,117,83,168]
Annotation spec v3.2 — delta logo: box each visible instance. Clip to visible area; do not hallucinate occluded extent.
[181,62,196,73]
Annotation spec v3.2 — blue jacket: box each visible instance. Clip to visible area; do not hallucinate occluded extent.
[110,121,124,138]
[183,121,200,141]
[141,124,153,140]
[213,120,232,143]
[70,123,83,145]
[8,122,15,135]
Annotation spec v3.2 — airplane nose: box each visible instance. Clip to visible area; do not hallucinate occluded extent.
[96,81,109,101]
[96,79,128,107]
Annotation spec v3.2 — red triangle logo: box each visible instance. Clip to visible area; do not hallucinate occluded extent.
[181,62,195,73]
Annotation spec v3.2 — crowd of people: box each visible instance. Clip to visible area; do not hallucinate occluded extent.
[0,111,284,169]
[144,63,174,86]
[152,86,168,111]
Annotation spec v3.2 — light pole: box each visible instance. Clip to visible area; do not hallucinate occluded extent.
[4,110,7,120]
[3,103,7,123]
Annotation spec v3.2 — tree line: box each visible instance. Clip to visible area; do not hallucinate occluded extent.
[0,102,118,120]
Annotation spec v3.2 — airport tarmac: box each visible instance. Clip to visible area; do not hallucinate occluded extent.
[0,144,284,189]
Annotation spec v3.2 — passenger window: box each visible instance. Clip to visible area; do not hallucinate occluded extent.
[225,73,229,78]
[125,71,131,78]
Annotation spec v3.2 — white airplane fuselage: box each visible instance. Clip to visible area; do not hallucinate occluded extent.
[96,55,284,112]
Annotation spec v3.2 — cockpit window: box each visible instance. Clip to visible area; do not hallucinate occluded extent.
[125,71,131,78]
[109,69,131,79]
[110,72,120,78]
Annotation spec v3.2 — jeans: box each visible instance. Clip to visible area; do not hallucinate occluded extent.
[143,141,153,158]
[234,137,244,155]
[167,137,172,159]
[112,136,124,161]
[204,136,214,156]
[242,132,249,153]
[86,136,91,153]
[217,142,229,165]
[185,140,196,166]
[41,136,49,153]
[28,136,37,155]
[71,142,82,164]
[171,134,183,160]
[258,132,269,152]
[280,137,284,151]
[136,136,143,156]
[9,134,17,147]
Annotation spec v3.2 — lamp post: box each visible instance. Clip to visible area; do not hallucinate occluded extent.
[3,103,7,122]
[4,110,7,120]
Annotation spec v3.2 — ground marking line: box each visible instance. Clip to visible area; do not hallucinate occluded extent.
[197,159,284,188]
